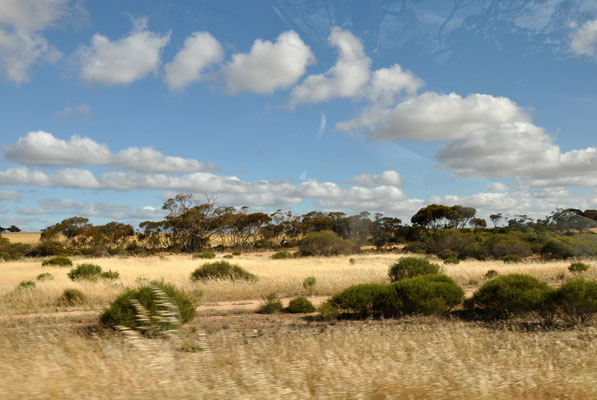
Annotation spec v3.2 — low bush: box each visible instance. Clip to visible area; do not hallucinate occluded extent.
[193,251,216,259]
[67,264,102,281]
[553,278,597,325]
[190,261,257,282]
[36,272,54,281]
[318,300,341,320]
[271,251,291,259]
[258,292,283,314]
[465,274,554,319]
[223,254,233,259]
[540,239,578,259]
[232,251,241,256]
[100,281,196,334]
[502,254,523,263]
[17,280,35,289]
[100,270,120,280]
[329,283,390,316]
[388,257,440,282]
[299,230,354,256]
[302,276,317,295]
[59,288,86,306]
[568,262,590,274]
[484,270,499,279]
[285,296,316,313]
[42,256,73,267]
[444,257,460,265]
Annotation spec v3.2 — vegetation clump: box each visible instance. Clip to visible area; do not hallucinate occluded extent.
[59,288,86,306]
[484,269,499,279]
[193,251,216,259]
[258,292,283,314]
[299,230,354,256]
[42,256,73,267]
[388,257,440,282]
[329,283,390,317]
[190,261,257,282]
[67,264,119,281]
[232,251,241,256]
[568,262,590,274]
[17,280,36,289]
[502,254,523,263]
[553,278,597,325]
[302,276,317,295]
[36,272,54,281]
[271,251,291,259]
[444,257,460,265]
[285,296,316,313]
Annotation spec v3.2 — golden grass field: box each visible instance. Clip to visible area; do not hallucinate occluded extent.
[1,252,597,399]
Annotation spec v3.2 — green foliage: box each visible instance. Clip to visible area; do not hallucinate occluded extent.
[466,274,554,319]
[59,288,86,306]
[349,257,356,265]
[302,276,316,295]
[502,254,523,263]
[36,272,54,281]
[271,251,291,259]
[285,296,316,313]
[541,239,580,259]
[100,270,120,280]
[193,251,216,259]
[232,251,241,256]
[329,283,390,316]
[17,280,35,289]
[484,269,499,279]
[42,256,73,267]
[487,234,532,258]
[67,263,102,281]
[386,274,464,316]
[318,300,341,320]
[258,292,283,314]
[100,281,196,332]
[568,262,590,274]
[553,278,597,324]
[299,230,354,256]
[444,257,460,265]
[223,254,233,259]
[190,261,257,282]
[388,257,440,282]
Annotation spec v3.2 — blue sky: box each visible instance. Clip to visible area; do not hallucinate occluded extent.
[1,0,597,231]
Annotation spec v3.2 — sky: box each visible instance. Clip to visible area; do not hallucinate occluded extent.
[1,0,597,231]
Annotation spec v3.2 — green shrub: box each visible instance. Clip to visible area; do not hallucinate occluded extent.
[438,249,459,260]
[540,239,578,259]
[444,257,460,265]
[59,288,86,306]
[286,296,316,313]
[318,300,341,320]
[258,292,283,314]
[299,230,354,256]
[17,280,35,289]
[100,270,120,280]
[386,274,464,317]
[388,257,440,282]
[568,262,590,274]
[67,263,102,281]
[302,276,316,295]
[100,281,196,333]
[271,251,291,259]
[502,254,523,263]
[193,251,216,259]
[223,254,233,259]
[349,258,356,265]
[232,251,241,256]
[36,272,54,281]
[190,261,257,282]
[42,256,73,267]
[329,283,390,316]
[484,269,499,279]
[465,274,554,319]
[487,234,532,258]
[553,278,597,325]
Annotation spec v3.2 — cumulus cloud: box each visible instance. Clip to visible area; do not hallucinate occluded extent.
[164,31,223,91]
[571,19,597,56]
[222,30,314,94]
[0,0,70,83]
[79,18,170,86]
[19,198,166,220]
[347,170,403,186]
[487,182,508,192]
[4,131,214,173]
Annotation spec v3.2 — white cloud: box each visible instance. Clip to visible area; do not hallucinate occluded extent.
[0,0,69,83]
[487,182,508,192]
[4,131,214,173]
[289,27,371,106]
[571,19,597,56]
[56,104,90,118]
[164,31,223,91]
[347,170,403,186]
[367,64,423,105]
[222,30,313,94]
[79,18,170,86]
[0,190,20,201]
[19,198,166,220]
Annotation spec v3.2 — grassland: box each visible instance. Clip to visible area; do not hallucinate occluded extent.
[1,252,597,399]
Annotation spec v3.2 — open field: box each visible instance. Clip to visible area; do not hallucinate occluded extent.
[2,231,41,244]
[2,253,597,398]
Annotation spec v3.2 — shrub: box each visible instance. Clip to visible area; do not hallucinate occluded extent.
[487,234,532,258]
[299,230,354,256]
[502,254,523,263]
[438,249,459,260]
[100,281,196,333]
[271,251,291,259]
[553,278,597,325]
[540,239,578,259]
[302,276,316,295]
[100,270,120,280]
[318,301,341,320]
[36,272,54,281]
[232,251,241,256]
[193,251,216,259]
[67,263,102,281]
[388,257,440,282]
[444,257,460,265]
[329,283,390,316]
[484,269,499,279]
[386,274,464,317]
[286,296,316,313]
[223,254,233,259]
[349,258,356,265]
[465,274,554,319]
[568,262,590,274]
[258,292,283,314]
[42,256,73,267]
[190,261,257,282]
[17,280,35,289]
[59,288,86,306]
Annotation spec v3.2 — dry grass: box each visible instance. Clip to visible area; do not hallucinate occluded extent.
[2,232,41,244]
